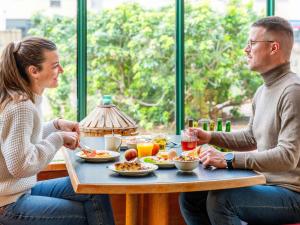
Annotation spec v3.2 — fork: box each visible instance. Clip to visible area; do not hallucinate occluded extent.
[78,141,94,152]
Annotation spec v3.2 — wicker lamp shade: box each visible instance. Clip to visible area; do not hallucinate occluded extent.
[79,104,138,137]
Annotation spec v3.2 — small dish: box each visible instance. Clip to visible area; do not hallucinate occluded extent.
[109,162,158,176]
[141,156,175,168]
[76,150,120,162]
[173,156,200,172]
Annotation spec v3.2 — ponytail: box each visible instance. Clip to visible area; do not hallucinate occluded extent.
[0,37,56,111]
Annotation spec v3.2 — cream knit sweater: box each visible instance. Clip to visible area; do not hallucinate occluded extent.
[0,95,63,207]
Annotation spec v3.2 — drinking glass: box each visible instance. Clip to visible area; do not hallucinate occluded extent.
[181,130,198,151]
[152,134,167,151]
[137,142,154,158]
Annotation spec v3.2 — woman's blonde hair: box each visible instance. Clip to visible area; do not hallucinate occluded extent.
[0,37,57,111]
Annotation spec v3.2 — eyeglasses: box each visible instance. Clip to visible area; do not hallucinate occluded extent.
[246,40,275,49]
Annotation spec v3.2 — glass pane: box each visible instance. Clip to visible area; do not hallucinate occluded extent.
[184,0,265,131]
[275,0,300,75]
[87,1,175,133]
[0,0,77,121]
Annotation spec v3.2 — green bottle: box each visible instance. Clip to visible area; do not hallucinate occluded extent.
[216,118,224,151]
[223,120,232,152]
[203,121,208,131]
[217,118,223,132]
[225,120,231,132]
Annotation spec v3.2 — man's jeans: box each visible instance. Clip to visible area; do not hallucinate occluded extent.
[179,185,300,225]
[0,177,115,225]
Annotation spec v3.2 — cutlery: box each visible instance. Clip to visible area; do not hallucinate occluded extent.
[78,142,94,152]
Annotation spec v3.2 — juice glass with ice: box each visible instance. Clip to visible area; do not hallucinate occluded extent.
[137,142,154,158]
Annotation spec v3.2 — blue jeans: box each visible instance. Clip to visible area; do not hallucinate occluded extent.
[179,185,300,225]
[0,177,115,225]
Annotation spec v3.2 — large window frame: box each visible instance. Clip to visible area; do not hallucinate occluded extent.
[76,0,275,134]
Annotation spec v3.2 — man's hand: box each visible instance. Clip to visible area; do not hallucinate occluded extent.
[59,131,79,150]
[199,145,227,169]
[188,128,212,145]
[56,119,80,134]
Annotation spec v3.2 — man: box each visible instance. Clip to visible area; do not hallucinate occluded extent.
[179,16,300,225]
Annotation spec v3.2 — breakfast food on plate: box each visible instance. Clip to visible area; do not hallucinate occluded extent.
[143,149,178,165]
[124,149,138,161]
[114,161,149,171]
[156,149,178,160]
[80,150,111,158]
[156,151,169,160]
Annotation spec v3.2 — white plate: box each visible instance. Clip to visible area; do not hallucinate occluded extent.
[109,163,158,176]
[140,156,175,168]
[76,150,120,162]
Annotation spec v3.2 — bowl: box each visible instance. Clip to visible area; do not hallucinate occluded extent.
[173,157,200,172]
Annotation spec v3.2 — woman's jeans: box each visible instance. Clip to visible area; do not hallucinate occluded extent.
[0,177,115,225]
[179,185,300,225]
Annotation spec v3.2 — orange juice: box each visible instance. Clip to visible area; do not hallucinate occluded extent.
[137,143,154,158]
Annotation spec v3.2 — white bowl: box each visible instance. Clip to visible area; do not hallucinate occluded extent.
[174,159,200,172]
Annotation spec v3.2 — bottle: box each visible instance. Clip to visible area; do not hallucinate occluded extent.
[202,121,208,131]
[217,118,224,151]
[209,120,215,131]
[217,118,223,132]
[223,120,232,152]
[225,120,231,132]
[188,119,194,128]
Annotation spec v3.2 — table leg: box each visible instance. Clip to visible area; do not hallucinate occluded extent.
[125,194,144,225]
[148,193,169,225]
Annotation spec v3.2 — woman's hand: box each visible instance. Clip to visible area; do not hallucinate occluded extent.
[199,145,227,169]
[188,128,212,145]
[56,119,79,134]
[59,131,79,150]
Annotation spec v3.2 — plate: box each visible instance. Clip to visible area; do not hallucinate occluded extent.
[76,150,120,162]
[141,156,175,168]
[109,162,158,176]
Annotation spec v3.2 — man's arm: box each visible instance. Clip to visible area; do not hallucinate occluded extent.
[234,84,300,172]
[209,102,257,151]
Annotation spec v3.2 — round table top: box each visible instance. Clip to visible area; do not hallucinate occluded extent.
[64,136,265,194]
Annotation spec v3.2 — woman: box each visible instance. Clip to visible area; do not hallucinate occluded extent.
[0,37,115,225]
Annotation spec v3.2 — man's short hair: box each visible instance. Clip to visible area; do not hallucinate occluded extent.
[252,16,294,57]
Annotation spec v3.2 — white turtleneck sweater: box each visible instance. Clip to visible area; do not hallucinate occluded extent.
[210,63,300,192]
[0,95,63,207]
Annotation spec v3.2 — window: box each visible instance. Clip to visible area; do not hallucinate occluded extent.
[87,0,176,133]
[276,0,300,75]
[184,0,265,130]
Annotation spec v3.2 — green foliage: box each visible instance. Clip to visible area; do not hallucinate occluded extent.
[28,0,263,130]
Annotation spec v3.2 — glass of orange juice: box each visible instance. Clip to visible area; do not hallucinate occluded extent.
[137,142,154,158]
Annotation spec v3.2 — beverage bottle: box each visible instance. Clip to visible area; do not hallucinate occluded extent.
[225,120,231,132]
[209,120,215,131]
[202,121,208,131]
[223,120,232,152]
[216,118,224,151]
[188,119,194,128]
[217,118,223,132]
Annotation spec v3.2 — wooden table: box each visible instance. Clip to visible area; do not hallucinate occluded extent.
[63,136,266,225]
